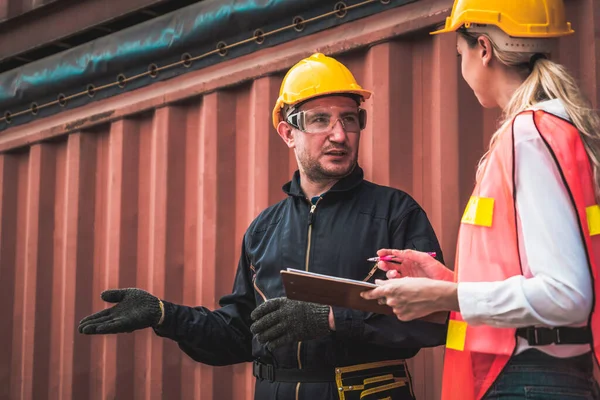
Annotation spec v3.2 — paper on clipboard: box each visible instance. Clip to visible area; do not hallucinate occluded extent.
[280,268,394,316]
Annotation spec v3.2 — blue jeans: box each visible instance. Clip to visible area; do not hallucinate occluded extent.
[484,349,600,399]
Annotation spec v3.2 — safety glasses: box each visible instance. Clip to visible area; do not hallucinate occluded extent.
[286,106,367,134]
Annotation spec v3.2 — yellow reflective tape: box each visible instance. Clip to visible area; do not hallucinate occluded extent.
[446,320,467,351]
[586,205,600,236]
[461,196,494,227]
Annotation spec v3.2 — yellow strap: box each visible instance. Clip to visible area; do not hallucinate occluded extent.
[363,374,395,385]
[586,205,600,236]
[461,196,494,227]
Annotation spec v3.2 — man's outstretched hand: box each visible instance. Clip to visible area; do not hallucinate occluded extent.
[78,288,163,334]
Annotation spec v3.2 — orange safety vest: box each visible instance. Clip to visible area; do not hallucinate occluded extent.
[441,109,600,400]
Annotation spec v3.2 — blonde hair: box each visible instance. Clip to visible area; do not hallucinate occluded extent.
[460,31,600,201]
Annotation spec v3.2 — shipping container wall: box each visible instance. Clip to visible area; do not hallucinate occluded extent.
[0,0,598,399]
[0,0,55,21]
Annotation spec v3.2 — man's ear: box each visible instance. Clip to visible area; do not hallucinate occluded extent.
[478,35,493,67]
[277,121,295,149]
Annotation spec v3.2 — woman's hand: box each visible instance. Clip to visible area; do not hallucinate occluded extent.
[361,277,458,321]
[377,249,454,281]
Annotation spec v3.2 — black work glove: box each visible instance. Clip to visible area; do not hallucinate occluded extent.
[78,288,162,334]
[250,297,331,351]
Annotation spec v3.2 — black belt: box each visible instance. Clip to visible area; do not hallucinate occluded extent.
[252,361,335,383]
[516,326,591,346]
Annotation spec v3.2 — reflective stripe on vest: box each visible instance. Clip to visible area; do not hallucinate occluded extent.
[587,205,600,236]
[461,196,494,227]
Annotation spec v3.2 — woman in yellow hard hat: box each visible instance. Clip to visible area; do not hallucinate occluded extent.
[362,0,600,399]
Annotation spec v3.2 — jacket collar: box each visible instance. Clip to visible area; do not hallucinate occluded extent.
[282,164,364,198]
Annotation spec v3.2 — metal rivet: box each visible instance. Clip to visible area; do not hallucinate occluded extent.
[217,41,228,56]
[293,16,305,32]
[254,29,265,44]
[349,385,353,390]
[117,74,126,88]
[334,2,347,18]
[148,63,158,78]
[338,387,343,391]
[181,53,192,68]
[87,84,96,97]
[58,93,67,107]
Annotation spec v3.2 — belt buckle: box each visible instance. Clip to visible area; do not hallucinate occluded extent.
[253,361,275,382]
[264,364,274,382]
[525,327,558,346]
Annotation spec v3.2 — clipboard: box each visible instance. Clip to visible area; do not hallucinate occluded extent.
[280,268,395,315]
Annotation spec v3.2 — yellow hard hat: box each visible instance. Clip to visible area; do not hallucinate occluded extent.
[431,0,574,38]
[272,53,372,129]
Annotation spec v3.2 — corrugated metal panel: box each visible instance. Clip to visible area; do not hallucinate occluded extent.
[0,0,598,399]
[0,0,61,22]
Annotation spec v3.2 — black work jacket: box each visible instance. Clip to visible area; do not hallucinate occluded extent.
[154,166,447,394]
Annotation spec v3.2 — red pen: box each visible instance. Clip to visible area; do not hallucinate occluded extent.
[367,252,436,264]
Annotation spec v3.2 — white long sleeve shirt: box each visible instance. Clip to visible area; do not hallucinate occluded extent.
[457,99,593,357]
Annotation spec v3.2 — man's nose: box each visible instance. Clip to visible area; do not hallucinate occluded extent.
[328,119,347,142]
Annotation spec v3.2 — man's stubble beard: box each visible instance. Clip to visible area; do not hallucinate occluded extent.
[300,151,358,183]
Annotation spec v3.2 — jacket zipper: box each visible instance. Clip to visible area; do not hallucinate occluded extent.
[304,199,321,271]
[297,196,322,400]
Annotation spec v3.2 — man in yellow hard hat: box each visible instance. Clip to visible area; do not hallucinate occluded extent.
[78,53,447,400]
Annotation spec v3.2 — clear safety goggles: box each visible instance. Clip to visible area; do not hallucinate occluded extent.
[286,106,367,134]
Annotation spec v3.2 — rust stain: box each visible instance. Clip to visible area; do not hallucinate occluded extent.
[63,111,115,131]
